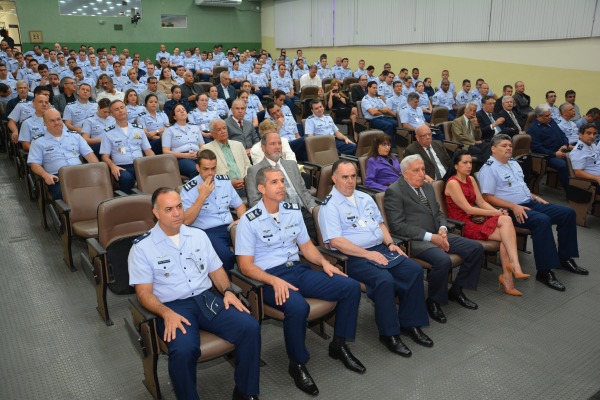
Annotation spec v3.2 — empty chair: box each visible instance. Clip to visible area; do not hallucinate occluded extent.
[342,77,358,91]
[430,107,449,125]
[80,194,154,325]
[133,154,183,194]
[300,85,320,100]
[56,163,116,271]
[305,135,340,166]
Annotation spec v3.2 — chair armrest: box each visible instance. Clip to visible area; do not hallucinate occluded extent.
[316,246,349,262]
[391,234,412,255]
[339,154,359,163]
[300,161,325,170]
[446,218,464,236]
[442,140,464,149]
[131,188,144,195]
[114,190,128,197]
[230,268,264,289]
[356,185,382,196]
[86,237,106,257]
[128,297,157,322]
[55,199,71,215]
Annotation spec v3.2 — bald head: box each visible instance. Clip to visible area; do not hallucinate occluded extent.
[44,109,64,136]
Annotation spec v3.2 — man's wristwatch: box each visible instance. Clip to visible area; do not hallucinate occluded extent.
[223,286,235,296]
[384,242,393,249]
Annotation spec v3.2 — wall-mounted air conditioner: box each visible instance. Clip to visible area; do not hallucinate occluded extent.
[194,0,242,7]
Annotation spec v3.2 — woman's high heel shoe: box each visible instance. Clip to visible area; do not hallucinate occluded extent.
[507,263,530,280]
[498,275,522,296]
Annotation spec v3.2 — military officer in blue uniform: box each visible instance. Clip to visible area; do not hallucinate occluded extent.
[100,99,154,194]
[319,160,432,357]
[478,134,588,292]
[270,64,296,115]
[569,123,600,185]
[400,93,427,130]
[81,98,115,157]
[236,166,365,396]
[18,92,50,151]
[305,99,355,156]
[128,187,260,400]
[181,149,245,272]
[361,81,398,140]
[432,79,457,121]
[63,83,97,133]
[385,81,407,114]
[27,109,98,200]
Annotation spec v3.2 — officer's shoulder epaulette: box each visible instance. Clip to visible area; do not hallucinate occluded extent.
[577,144,583,150]
[183,179,198,192]
[306,114,315,119]
[67,129,78,134]
[282,202,300,210]
[66,100,76,105]
[245,208,262,221]
[215,174,229,180]
[22,115,32,122]
[32,133,44,141]
[138,111,146,116]
[485,159,494,166]
[132,231,150,244]
[104,125,115,132]
[131,123,141,128]
[321,194,332,205]
[88,100,96,103]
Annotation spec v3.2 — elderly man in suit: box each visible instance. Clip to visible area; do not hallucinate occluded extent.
[496,95,525,137]
[384,155,484,324]
[217,71,236,107]
[246,129,318,243]
[203,118,250,197]
[404,125,451,181]
[452,102,490,159]
[226,99,259,156]
[476,95,505,141]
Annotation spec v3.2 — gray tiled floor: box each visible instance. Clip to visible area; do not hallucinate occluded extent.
[1,154,599,400]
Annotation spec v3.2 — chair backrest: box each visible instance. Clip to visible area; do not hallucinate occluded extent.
[301,85,320,100]
[358,155,368,184]
[198,82,213,93]
[305,135,339,166]
[431,180,447,216]
[355,129,383,157]
[343,77,358,91]
[440,121,454,141]
[212,66,228,84]
[59,163,114,224]
[523,112,535,131]
[456,104,466,118]
[97,194,154,248]
[315,164,334,200]
[294,79,300,93]
[321,78,333,88]
[373,192,389,227]
[356,100,364,119]
[512,134,531,158]
[311,205,327,247]
[134,154,182,194]
[431,107,449,125]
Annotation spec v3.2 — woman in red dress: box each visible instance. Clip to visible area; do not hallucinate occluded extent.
[443,150,529,296]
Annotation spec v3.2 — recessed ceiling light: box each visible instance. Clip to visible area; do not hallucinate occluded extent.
[82,5,88,8]
[77,8,82,10]
[109,6,114,9]
[93,7,98,10]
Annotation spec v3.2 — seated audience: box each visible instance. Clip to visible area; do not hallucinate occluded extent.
[162,104,205,178]
[325,78,357,137]
[138,93,169,155]
[364,132,402,191]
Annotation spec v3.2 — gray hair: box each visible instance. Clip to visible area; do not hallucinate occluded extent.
[558,102,571,114]
[407,92,419,102]
[231,98,245,110]
[465,102,478,110]
[219,70,229,79]
[490,134,511,147]
[501,95,513,104]
[209,118,225,132]
[400,154,423,171]
[255,166,282,188]
[534,103,551,117]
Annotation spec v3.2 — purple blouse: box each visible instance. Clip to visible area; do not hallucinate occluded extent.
[365,155,402,191]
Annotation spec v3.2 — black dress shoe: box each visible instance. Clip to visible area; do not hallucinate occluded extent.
[560,259,589,275]
[401,327,434,348]
[379,335,412,357]
[329,343,366,373]
[448,289,478,310]
[536,270,566,292]
[426,298,447,323]
[232,386,259,400]
[288,362,319,396]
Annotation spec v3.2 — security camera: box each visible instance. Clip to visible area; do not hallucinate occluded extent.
[131,12,141,25]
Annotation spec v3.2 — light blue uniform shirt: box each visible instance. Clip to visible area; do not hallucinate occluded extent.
[271,75,293,94]
[431,89,455,110]
[305,114,338,137]
[334,67,352,80]
[128,224,221,303]
[386,93,407,114]
[478,157,531,204]
[155,51,171,62]
[99,123,151,165]
[318,187,384,250]
[361,94,387,120]
[123,81,147,94]
[417,92,430,109]
[556,116,579,144]
[399,105,425,127]
[247,71,269,87]
[162,123,204,152]
[235,200,309,270]
[354,69,367,78]
[292,66,309,81]
[27,128,93,174]
[63,100,98,128]
[81,114,115,139]
[208,98,230,117]
[169,55,184,66]
[195,59,214,73]
[18,114,45,143]
[378,82,394,99]
[137,110,169,132]
[181,174,243,230]
[437,81,456,93]
[570,140,600,175]
[8,101,35,123]
[455,90,474,107]
[126,105,146,124]
[189,109,220,132]
[317,68,333,80]
[268,114,298,142]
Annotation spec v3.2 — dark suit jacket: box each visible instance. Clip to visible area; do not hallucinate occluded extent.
[496,109,521,137]
[385,177,447,256]
[217,84,236,105]
[225,116,259,149]
[512,92,532,127]
[246,158,317,209]
[180,82,205,103]
[476,109,499,141]
[404,140,451,180]
[350,85,367,104]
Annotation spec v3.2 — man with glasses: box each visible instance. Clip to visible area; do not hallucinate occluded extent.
[52,77,78,115]
[526,104,571,190]
[545,91,560,121]
[404,125,450,182]
[351,74,368,104]
[140,76,167,108]
[217,71,236,107]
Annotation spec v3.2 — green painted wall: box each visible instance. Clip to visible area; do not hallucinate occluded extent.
[16,0,262,59]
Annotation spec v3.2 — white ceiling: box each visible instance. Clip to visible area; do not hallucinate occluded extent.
[0,1,17,14]
[57,0,142,17]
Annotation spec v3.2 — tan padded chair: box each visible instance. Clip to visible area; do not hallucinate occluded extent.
[355,100,371,130]
[197,81,213,94]
[373,192,464,276]
[455,105,466,119]
[342,77,358,91]
[314,164,334,201]
[229,225,337,339]
[134,154,183,194]
[56,163,115,271]
[126,298,236,400]
[511,134,547,195]
[354,129,383,157]
[431,180,500,267]
[512,134,531,157]
[80,195,154,325]
[321,78,333,89]
[305,135,339,166]
[566,156,599,227]
[431,107,450,125]
[300,85,320,100]
[211,66,228,85]
[523,112,535,131]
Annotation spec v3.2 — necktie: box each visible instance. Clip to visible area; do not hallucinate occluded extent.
[238,120,243,131]
[426,147,442,180]
[416,187,432,214]
[509,111,521,130]
[488,113,494,123]
[466,119,472,138]
[278,162,302,205]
